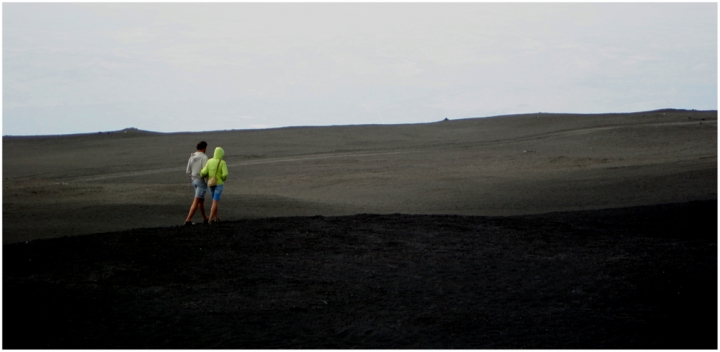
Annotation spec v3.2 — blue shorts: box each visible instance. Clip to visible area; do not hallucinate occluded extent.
[209,184,224,201]
[192,179,207,199]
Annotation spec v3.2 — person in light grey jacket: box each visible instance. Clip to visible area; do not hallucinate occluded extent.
[184,141,209,225]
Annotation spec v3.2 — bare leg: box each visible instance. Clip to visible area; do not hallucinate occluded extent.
[209,200,220,221]
[185,197,203,223]
[198,198,208,221]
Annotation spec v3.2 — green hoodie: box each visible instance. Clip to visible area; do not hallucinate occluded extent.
[200,147,228,185]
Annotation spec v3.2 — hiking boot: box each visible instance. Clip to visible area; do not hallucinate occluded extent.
[184,221,192,226]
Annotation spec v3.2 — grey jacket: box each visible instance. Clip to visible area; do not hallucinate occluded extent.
[186,151,208,181]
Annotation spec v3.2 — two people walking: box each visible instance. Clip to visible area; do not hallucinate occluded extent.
[185,141,228,225]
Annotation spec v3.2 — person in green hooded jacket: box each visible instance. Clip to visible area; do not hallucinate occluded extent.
[200,147,228,224]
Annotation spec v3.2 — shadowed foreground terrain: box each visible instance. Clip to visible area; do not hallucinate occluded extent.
[4,200,716,349]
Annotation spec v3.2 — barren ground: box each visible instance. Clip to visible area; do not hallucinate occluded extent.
[2,109,717,348]
[3,109,716,243]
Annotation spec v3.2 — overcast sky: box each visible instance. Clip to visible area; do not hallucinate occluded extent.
[3,2,717,136]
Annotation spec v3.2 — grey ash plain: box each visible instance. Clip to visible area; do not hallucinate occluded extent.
[3,109,716,243]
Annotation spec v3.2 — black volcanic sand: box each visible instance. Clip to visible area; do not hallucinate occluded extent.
[3,200,716,349]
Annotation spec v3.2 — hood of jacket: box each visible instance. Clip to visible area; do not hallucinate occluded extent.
[190,151,206,162]
[213,147,225,160]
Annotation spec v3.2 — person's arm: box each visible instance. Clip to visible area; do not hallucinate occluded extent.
[186,155,194,179]
[200,160,209,178]
[221,160,229,181]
